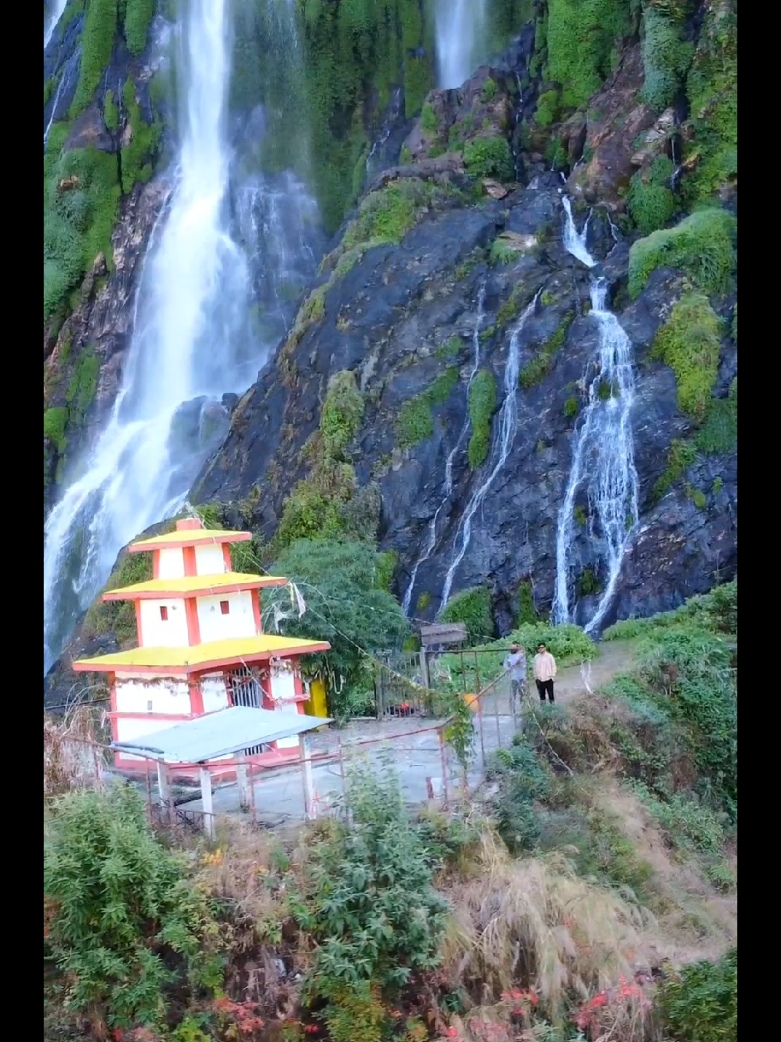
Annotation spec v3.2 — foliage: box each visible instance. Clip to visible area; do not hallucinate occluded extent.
[546,0,633,108]
[627,207,736,298]
[45,407,70,451]
[439,586,495,645]
[70,0,117,116]
[640,4,694,110]
[481,77,497,101]
[463,135,514,180]
[652,437,696,500]
[535,89,560,127]
[694,378,737,455]
[123,0,156,56]
[487,738,548,853]
[265,538,410,713]
[519,313,574,388]
[651,292,722,421]
[467,369,498,468]
[489,236,523,264]
[44,786,221,1033]
[655,949,737,1042]
[420,101,437,132]
[104,89,119,131]
[631,782,726,854]
[121,79,162,193]
[293,765,449,1023]
[517,580,538,625]
[343,181,427,251]
[396,367,459,448]
[603,581,737,641]
[682,0,737,205]
[563,396,579,419]
[65,348,100,421]
[627,156,675,234]
[320,370,365,459]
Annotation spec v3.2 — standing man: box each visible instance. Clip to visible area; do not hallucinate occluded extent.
[503,643,527,712]
[533,642,557,704]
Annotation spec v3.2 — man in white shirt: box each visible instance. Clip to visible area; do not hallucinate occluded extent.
[533,642,557,704]
[503,643,527,711]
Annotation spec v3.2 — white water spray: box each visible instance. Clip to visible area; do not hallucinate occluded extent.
[435,0,488,89]
[440,291,541,608]
[44,0,256,672]
[44,0,68,50]
[552,199,639,634]
[402,283,486,617]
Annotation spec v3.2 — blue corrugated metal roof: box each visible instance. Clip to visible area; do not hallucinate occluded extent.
[110,706,331,763]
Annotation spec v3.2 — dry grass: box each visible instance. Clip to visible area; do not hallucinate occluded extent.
[44,707,108,800]
[439,827,656,1023]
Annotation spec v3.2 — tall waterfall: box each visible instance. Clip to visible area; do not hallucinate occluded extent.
[44,0,68,50]
[402,283,486,617]
[435,0,488,89]
[441,292,540,609]
[44,0,267,673]
[552,198,639,634]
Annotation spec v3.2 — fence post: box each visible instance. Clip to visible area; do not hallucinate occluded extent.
[419,648,430,692]
[439,728,450,807]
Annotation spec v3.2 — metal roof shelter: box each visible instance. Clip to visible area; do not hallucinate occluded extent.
[113,706,332,836]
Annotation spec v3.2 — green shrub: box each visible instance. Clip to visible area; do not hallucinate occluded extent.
[343,181,428,251]
[656,949,737,1042]
[640,5,694,110]
[535,89,560,127]
[320,371,365,459]
[628,208,736,298]
[653,437,697,500]
[44,786,221,1032]
[120,79,162,193]
[103,89,119,132]
[519,312,574,388]
[44,407,69,451]
[294,764,449,1015]
[463,135,514,180]
[489,237,522,265]
[481,77,497,101]
[467,369,497,468]
[487,738,548,853]
[396,367,459,449]
[439,586,495,645]
[420,101,437,133]
[563,395,579,418]
[694,383,737,455]
[70,0,117,116]
[517,580,538,625]
[546,0,633,107]
[651,292,722,421]
[122,0,155,56]
[632,782,726,853]
[604,581,737,643]
[65,348,100,420]
[627,170,675,234]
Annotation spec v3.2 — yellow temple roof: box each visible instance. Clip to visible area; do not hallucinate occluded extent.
[103,572,287,601]
[72,633,331,674]
[128,528,252,552]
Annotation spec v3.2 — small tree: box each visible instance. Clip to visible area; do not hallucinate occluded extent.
[44,786,221,1033]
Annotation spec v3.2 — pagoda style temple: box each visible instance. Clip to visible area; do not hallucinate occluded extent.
[73,518,330,773]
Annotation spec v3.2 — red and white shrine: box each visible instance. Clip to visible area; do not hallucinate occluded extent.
[73,518,330,774]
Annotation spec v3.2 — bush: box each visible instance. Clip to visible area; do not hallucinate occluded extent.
[627,160,676,234]
[70,0,117,116]
[488,738,548,853]
[694,380,737,454]
[519,313,574,388]
[467,369,498,468]
[44,407,69,451]
[651,292,722,421]
[266,538,410,714]
[535,89,560,127]
[343,180,434,252]
[439,585,495,645]
[320,370,364,459]
[123,0,155,56]
[546,0,633,107]
[652,437,697,500]
[120,79,162,193]
[640,5,694,111]
[463,136,514,180]
[656,949,737,1042]
[420,101,437,133]
[44,786,220,1033]
[628,208,736,298]
[396,367,459,449]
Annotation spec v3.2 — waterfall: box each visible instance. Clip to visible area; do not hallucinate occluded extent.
[44,47,79,151]
[402,283,486,617]
[44,0,68,50]
[552,198,639,634]
[43,0,268,673]
[440,291,540,609]
[435,0,487,90]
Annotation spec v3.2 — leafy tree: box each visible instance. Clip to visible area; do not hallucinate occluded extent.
[44,786,221,1033]
[265,538,410,712]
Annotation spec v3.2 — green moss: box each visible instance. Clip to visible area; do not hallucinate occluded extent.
[462,136,514,180]
[467,369,498,469]
[545,137,569,171]
[439,586,494,645]
[574,504,588,527]
[546,0,633,108]
[516,580,538,626]
[420,102,437,133]
[489,236,522,265]
[694,383,737,455]
[712,476,723,494]
[70,0,117,117]
[687,485,708,510]
[627,158,676,234]
[437,335,463,360]
[103,89,119,132]
[320,371,365,460]
[120,79,162,193]
[640,5,694,111]
[400,144,413,164]
[535,89,560,127]
[653,438,697,500]
[342,181,428,251]
[651,292,722,421]
[65,349,100,420]
[417,591,432,612]
[563,395,579,419]
[481,77,497,101]
[44,407,69,452]
[578,565,600,596]
[122,0,155,56]
[519,312,574,388]
[396,367,459,449]
[627,208,736,298]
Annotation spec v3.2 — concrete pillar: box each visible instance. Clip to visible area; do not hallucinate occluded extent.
[157,762,174,824]
[236,754,251,811]
[299,735,314,820]
[199,766,215,839]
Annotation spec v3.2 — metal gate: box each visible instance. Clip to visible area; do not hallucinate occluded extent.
[374,651,430,718]
[225,666,267,755]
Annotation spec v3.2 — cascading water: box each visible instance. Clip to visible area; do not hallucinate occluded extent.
[440,291,541,609]
[44,47,79,151]
[44,0,260,673]
[402,283,486,617]
[44,0,68,50]
[435,0,487,89]
[552,197,639,634]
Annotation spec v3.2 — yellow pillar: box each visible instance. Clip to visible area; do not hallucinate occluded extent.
[304,678,328,718]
